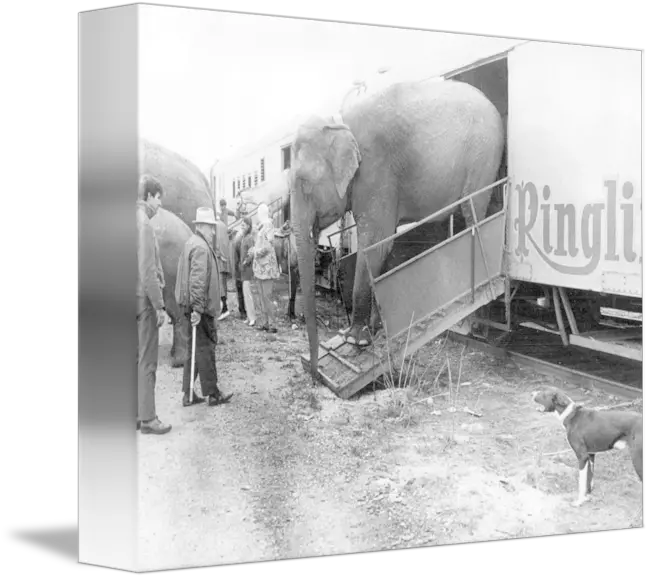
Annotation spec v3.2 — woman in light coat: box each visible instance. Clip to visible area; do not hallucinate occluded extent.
[251,203,280,333]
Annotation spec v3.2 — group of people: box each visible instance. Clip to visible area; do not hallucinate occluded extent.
[136,176,282,436]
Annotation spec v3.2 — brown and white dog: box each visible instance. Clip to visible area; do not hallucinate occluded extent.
[532,386,643,507]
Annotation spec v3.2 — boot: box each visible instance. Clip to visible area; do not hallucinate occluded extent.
[208,393,233,406]
[140,418,172,435]
[182,393,206,407]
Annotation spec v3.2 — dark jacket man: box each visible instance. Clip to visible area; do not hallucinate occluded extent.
[175,207,232,407]
[231,228,246,319]
[215,217,231,319]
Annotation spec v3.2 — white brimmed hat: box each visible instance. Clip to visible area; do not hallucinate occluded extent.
[193,207,217,225]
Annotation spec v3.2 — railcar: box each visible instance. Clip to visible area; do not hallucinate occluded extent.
[212,40,642,366]
[449,41,642,362]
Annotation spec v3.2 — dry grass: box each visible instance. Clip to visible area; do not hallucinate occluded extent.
[366,316,488,442]
[365,315,463,427]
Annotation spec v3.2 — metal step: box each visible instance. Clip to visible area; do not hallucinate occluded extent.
[301,277,505,399]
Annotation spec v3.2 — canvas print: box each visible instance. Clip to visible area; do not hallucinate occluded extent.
[131,5,642,572]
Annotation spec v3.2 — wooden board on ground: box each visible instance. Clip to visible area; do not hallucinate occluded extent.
[301,278,506,399]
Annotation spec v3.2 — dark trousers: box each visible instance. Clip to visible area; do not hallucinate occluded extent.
[220,273,228,313]
[181,310,221,398]
[137,306,158,422]
[236,279,246,316]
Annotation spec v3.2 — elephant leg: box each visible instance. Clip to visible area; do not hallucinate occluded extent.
[369,297,383,334]
[288,270,298,320]
[166,304,187,368]
[345,219,395,347]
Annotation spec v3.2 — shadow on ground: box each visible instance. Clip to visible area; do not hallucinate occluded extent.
[13,526,77,560]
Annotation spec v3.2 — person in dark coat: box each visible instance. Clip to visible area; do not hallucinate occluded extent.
[239,217,258,327]
[231,226,247,320]
[214,216,231,320]
[175,207,233,407]
[136,175,171,434]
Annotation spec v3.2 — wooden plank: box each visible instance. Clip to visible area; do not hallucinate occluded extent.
[448,332,642,400]
[519,321,561,335]
[336,278,505,399]
[578,328,642,341]
[317,367,342,393]
[558,286,580,335]
[552,286,569,347]
[321,334,346,351]
[569,334,642,362]
[325,349,363,374]
[319,353,356,387]
[302,276,505,399]
[338,364,388,400]
[475,318,512,332]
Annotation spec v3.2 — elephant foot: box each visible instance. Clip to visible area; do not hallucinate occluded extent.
[344,325,371,347]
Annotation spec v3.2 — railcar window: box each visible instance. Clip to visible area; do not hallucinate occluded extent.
[281,146,291,170]
[260,158,265,182]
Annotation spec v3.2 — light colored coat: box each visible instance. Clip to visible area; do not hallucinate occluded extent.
[252,205,280,280]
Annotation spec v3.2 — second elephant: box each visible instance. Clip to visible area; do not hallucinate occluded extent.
[151,208,193,367]
[141,139,214,227]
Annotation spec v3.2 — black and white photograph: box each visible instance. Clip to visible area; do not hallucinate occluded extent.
[126,5,644,571]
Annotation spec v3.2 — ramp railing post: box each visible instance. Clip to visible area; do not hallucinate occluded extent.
[504,277,511,330]
[471,227,476,303]
[469,196,496,302]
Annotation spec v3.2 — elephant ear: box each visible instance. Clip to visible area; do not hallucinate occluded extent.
[326,125,361,200]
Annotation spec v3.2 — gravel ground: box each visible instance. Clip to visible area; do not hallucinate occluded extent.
[136,284,643,572]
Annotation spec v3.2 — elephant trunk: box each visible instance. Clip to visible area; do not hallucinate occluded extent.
[294,224,319,379]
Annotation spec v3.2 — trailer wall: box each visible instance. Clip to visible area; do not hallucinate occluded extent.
[506,43,642,298]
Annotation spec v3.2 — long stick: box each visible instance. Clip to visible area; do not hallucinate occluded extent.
[190,324,196,403]
[287,233,292,319]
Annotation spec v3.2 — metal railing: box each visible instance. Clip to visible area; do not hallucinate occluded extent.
[227,194,286,233]
[361,178,509,341]
[363,177,508,257]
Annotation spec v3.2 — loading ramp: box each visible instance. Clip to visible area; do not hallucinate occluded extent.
[301,179,509,399]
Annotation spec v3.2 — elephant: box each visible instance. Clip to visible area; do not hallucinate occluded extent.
[290,80,504,379]
[141,138,214,227]
[273,224,300,321]
[150,208,193,367]
[141,139,213,367]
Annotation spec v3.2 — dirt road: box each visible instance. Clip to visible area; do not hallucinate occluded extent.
[137,299,392,571]
[137,289,642,572]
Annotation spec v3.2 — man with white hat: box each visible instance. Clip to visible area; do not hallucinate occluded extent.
[175,207,233,407]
